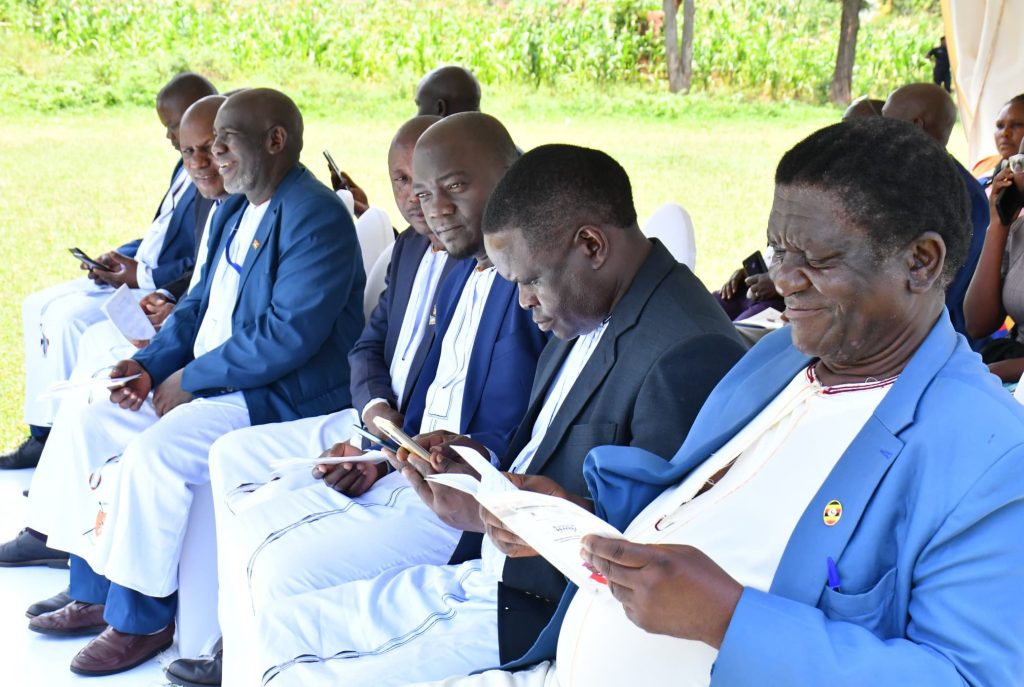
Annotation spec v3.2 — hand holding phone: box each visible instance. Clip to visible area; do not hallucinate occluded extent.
[323,149,348,190]
[373,417,432,461]
[69,247,113,272]
[742,251,768,276]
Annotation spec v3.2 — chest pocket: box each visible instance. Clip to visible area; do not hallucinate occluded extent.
[819,566,899,639]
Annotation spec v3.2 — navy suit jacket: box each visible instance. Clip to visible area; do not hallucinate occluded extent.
[134,166,366,426]
[947,160,989,348]
[511,314,1024,685]
[403,258,550,457]
[117,160,202,288]
[348,229,456,415]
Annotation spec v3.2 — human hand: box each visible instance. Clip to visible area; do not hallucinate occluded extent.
[108,359,152,411]
[400,432,491,531]
[990,167,1016,229]
[313,441,386,496]
[139,292,175,329]
[83,251,119,284]
[362,404,405,444]
[720,268,747,301]
[93,253,140,289]
[481,474,584,558]
[745,272,778,301]
[580,537,743,649]
[152,368,193,416]
[330,169,369,217]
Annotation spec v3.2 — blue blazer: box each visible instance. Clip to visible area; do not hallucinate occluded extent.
[348,229,456,415]
[403,258,550,457]
[134,165,366,426]
[118,160,202,288]
[515,314,1024,685]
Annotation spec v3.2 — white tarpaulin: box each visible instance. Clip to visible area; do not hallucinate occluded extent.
[943,0,1024,168]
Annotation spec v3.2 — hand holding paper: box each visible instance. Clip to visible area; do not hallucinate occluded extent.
[101,284,156,342]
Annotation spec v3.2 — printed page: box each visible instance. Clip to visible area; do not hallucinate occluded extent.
[101,284,157,342]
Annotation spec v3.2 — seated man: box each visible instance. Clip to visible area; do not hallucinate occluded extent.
[882,82,989,347]
[206,112,547,687]
[416,65,482,117]
[20,87,365,677]
[254,144,747,686]
[412,118,1024,687]
[4,72,217,470]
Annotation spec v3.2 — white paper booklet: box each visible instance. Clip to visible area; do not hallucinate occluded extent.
[734,306,785,330]
[102,284,157,342]
[426,446,625,590]
[38,374,143,401]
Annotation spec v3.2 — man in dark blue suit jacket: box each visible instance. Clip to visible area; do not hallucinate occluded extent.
[22,88,364,678]
[4,73,219,472]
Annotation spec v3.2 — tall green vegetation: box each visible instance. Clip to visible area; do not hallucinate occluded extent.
[0,0,941,112]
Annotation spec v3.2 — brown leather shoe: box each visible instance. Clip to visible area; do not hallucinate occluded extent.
[70,622,174,676]
[28,601,107,637]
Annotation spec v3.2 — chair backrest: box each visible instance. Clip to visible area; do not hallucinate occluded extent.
[1015,371,1024,404]
[355,207,395,276]
[364,241,396,322]
[642,203,696,270]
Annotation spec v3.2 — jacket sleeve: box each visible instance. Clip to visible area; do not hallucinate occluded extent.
[181,195,362,393]
[348,239,401,415]
[712,445,1024,687]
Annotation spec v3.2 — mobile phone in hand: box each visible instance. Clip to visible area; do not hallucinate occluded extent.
[323,149,347,189]
[69,247,113,272]
[742,250,768,276]
[996,184,1024,226]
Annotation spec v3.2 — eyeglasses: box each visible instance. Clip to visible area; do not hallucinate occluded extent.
[1009,154,1024,174]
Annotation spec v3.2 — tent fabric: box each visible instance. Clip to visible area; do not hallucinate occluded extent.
[943,0,1024,168]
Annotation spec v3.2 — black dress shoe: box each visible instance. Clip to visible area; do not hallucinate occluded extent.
[0,436,46,470]
[26,587,72,618]
[165,648,223,687]
[0,528,69,567]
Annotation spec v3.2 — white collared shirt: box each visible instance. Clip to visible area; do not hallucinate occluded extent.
[419,265,497,434]
[134,166,193,289]
[186,199,221,294]
[192,200,268,358]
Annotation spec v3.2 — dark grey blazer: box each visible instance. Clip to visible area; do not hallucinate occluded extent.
[492,239,748,663]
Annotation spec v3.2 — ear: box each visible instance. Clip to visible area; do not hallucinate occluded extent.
[435,99,447,117]
[266,125,288,155]
[574,225,609,270]
[905,231,946,293]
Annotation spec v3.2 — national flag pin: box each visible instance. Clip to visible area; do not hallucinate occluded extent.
[252,239,261,250]
[823,500,842,527]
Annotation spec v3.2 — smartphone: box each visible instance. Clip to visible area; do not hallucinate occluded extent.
[69,247,113,272]
[742,250,768,276]
[373,418,432,461]
[351,425,401,453]
[996,184,1024,226]
[323,149,346,187]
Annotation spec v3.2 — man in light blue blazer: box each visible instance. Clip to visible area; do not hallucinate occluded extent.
[433,120,1024,687]
[21,88,364,678]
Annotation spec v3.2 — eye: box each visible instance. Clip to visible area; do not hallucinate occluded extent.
[415,191,431,201]
[448,182,465,191]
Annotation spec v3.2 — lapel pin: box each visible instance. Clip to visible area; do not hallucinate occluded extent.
[251,239,261,250]
[823,500,842,527]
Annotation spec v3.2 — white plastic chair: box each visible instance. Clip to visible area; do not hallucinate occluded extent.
[363,241,395,322]
[175,482,221,658]
[642,203,697,270]
[355,207,395,277]
[1014,371,1024,404]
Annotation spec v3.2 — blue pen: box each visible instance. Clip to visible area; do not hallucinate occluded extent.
[826,556,842,592]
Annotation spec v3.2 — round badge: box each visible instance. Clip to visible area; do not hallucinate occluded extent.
[823,500,842,527]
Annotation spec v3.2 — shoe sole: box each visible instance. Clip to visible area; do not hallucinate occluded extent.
[70,637,173,677]
[0,558,70,569]
[29,623,108,637]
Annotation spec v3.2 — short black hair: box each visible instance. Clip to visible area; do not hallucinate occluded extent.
[1008,93,1024,109]
[775,117,970,283]
[482,144,638,248]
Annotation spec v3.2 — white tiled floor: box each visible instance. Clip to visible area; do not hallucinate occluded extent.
[0,465,172,686]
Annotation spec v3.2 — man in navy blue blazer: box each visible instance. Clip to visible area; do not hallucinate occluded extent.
[5,72,218,472]
[21,88,364,677]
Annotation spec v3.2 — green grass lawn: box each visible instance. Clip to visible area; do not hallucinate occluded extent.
[0,87,969,450]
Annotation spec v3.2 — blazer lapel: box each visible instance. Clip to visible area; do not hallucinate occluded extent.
[235,203,277,298]
[460,275,515,429]
[503,338,572,470]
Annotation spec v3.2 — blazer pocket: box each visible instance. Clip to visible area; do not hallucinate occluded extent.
[820,566,898,638]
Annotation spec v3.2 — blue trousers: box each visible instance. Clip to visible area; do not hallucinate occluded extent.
[69,555,176,634]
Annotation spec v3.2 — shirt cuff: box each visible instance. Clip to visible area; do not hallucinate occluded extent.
[155,288,177,303]
[136,264,156,290]
[361,398,391,425]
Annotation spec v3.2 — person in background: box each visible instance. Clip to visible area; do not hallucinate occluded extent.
[927,36,951,93]
[973,94,1024,186]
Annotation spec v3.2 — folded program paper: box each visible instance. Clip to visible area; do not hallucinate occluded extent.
[101,284,157,342]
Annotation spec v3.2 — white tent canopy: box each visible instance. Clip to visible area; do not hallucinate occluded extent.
[944,0,1024,168]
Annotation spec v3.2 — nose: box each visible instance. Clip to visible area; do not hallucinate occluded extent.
[769,254,809,298]
[517,283,538,310]
[212,133,227,157]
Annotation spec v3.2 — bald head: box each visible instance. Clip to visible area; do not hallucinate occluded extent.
[412,113,517,260]
[843,96,884,121]
[156,72,218,151]
[882,83,957,145]
[214,88,304,203]
[179,95,227,199]
[415,66,481,117]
